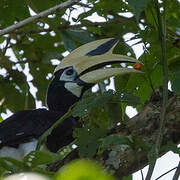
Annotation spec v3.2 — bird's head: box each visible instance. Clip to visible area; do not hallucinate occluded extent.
[47,38,142,112]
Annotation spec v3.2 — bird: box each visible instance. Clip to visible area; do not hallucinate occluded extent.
[0,38,141,160]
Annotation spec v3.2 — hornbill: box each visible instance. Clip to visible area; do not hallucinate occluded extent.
[0,38,141,160]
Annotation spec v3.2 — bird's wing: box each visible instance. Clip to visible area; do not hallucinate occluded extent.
[46,116,79,152]
[0,109,62,148]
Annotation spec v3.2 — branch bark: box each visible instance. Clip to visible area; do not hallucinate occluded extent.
[48,93,180,179]
[173,161,180,180]
[10,15,136,35]
[0,0,79,36]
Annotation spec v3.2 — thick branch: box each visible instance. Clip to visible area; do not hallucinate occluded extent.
[48,94,180,179]
[0,0,79,36]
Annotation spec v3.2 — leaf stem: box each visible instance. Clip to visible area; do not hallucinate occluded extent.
[145,0,168,179]
[36,107,73,150]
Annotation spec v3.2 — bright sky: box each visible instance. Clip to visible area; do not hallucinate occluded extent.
[0,1,179,179]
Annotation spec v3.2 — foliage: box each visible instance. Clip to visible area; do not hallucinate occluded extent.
[2,159,116,180]
[0,0,180,179]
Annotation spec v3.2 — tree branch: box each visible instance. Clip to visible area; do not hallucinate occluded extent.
[11,16,135,35]
[0,0,80,36]
[146,1,168,179]
[173,161,180,180]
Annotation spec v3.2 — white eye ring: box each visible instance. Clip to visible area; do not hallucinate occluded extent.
[60,67,76,82]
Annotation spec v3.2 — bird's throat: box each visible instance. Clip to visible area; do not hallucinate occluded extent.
[46,80,80,113]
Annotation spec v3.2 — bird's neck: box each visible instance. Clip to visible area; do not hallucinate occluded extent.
[46,80,80,113]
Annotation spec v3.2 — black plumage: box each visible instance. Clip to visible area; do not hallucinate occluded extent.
[0,109,62,148]
[0,69,82,153]
[46,69,80,112]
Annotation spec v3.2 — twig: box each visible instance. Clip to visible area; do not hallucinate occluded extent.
[173,161,180,180]
[145,0,168,179]
[2,36,11,56]
[141,169,145,180]
[0,0,80,36]
[143,45,156,94]
[155,0,168,152]
[155,166,178,180]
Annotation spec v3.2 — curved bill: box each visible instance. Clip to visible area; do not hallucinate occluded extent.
[79,68,142,84]
[55,54,141,75]
[54,38,143,83]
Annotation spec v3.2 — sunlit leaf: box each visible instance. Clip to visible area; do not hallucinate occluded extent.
[55,159,116,180]
[24,151,60,168]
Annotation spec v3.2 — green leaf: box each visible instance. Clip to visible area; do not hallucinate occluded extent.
[0,115,3,122]
[60,30,76,52]
[73,127,106,158]
[0,56,12,70]
[171,71,180,94]
[66,29,95,43]
[145,4,158,28]
[101,135,132,151]
[23,151,60,168]
[72,91,112,117]
[120,92,141,105]
[43,52,63,63]
[0,157,27,173]
[147,145,157,163]
[77,9,95,21]
[122,175,132,180]
[127,0,152,20]
[161,141,180,155]
[72,90,140,118]
[27,0,64,12]
[0,0,30,27]
[122,175,133,180]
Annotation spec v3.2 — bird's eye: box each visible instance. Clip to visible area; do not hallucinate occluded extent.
[65,69,74,76]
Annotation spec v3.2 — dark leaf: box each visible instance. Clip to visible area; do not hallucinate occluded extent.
[73,127,106,158]
[0,0,30,27]
[101,135,132,151]
[60,30,76,52]
[127,0,152,20]
[66,29,94,43]
[172,71,180,94]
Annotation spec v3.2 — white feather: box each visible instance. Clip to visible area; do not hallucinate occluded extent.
[0,139,38,161]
